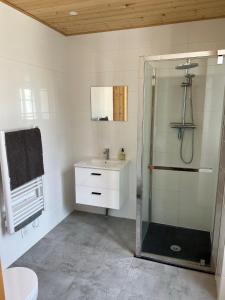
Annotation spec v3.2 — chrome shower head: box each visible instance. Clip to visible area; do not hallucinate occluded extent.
[175,60,199,70]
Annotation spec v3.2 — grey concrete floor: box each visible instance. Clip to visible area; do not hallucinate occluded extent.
[14,211,217,300]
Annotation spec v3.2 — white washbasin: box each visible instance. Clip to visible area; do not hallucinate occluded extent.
[74,158,129,171]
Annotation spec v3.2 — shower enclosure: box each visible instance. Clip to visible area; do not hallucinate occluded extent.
[136,50,225,272]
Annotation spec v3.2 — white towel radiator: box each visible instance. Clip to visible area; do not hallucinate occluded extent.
[0,130,44,234]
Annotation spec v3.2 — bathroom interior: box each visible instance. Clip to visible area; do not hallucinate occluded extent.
[1,1,225,300]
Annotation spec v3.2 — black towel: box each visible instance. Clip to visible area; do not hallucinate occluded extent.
[5,128,44,190]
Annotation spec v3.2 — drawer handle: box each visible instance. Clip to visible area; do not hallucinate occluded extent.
[91,173,102,176]
[91,192,102,195]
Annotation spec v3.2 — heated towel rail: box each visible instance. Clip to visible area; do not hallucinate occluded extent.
[0,130,44,234]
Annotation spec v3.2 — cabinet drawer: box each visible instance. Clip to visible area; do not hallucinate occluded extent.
[75,185,120,209]
[75,167,119,190]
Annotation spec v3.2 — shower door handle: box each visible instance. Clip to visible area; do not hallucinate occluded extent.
[148,165,212,173]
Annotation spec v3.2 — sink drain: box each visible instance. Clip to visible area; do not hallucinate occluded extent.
[170,245,182,252]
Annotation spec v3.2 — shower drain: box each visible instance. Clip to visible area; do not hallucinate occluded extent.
[170,245,182,252]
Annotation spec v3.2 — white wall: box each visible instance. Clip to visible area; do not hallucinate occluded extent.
[0,3,74,268]
[68,18,225,220]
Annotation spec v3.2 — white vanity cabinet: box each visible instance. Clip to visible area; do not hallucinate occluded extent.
[74,159,129,209]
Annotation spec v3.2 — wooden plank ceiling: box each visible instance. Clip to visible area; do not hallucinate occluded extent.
[2,0,225,36]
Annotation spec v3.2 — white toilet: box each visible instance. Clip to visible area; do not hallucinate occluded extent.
[3,267,38,300]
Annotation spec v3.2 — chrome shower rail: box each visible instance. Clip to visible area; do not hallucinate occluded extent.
[144,50,218,62]
[148,165,212,173]
[170,122,197,129]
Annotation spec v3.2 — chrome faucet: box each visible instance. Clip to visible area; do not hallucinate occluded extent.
[103,148,110,160]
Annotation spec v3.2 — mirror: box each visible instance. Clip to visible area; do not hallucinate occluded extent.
[91,86,128,121]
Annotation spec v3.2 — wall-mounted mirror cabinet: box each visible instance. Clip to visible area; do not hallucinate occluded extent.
[91,86,128,121]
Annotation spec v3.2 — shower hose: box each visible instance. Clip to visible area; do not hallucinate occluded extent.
[179,80,194,164]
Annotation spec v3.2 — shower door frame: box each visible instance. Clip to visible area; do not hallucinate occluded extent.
[136,49,225,273]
